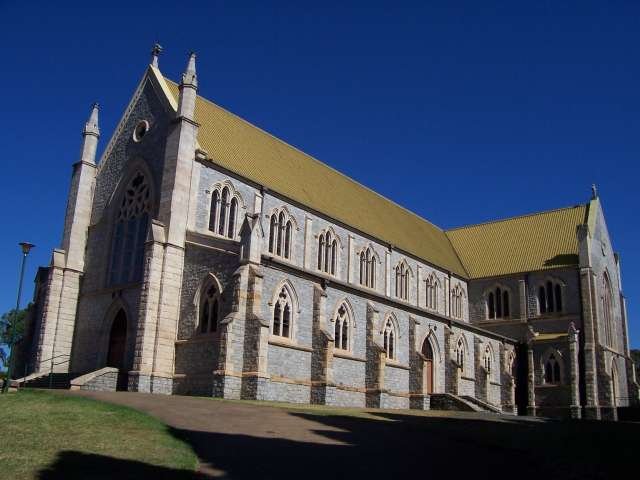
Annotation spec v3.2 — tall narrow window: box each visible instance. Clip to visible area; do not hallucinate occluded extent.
[318,230,339,276]
[456,338,465,371]
[284,221,292,259]
[269,209,294,260]
[487,287,510,320]
[383,318,397,360]
[199,281,220,334]
[269,215,277,253]
[538,286,547,314]
[324,232,331,272]
[331,240,337,275]
[334,304,351,351]
[538,281,563,315]
[359,247,377,289]
[602,274,615,347]
[208,183,242,240]
[546,281,555,312]
[272,286,294,338]
[369,255,376,289]
[277,212,285,256]
[218,187,229,236]
[425,274,438,310]
[544,354,561,384]
[555,284,562,312]
[503,291,510,318]
[483,346,492,374]
[228,198,237,238]
[318,235,325,270]
[209,190,219,232]
[395,261,410,301]
[109,172,151,286]
[451,284,464,319]
[488,292,495,319]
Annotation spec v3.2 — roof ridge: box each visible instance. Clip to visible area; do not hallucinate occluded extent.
[446,203,587,233]
[165,77,447,237]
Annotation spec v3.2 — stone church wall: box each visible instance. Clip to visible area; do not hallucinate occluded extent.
[71,78,172,376]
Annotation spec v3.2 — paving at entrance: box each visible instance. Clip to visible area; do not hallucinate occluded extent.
[65,391,635,479]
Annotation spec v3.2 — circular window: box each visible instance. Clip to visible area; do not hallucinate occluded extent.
[133,120,150,142]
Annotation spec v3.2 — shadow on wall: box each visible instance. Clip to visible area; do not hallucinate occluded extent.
[39,411,638,480]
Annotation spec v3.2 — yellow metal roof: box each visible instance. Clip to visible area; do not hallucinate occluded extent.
[162,77,468,276]
[446,205,588,279]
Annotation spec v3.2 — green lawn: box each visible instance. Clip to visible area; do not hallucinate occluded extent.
[0,389,198,479]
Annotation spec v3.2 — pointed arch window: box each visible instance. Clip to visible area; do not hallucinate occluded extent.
[109,171,151,286]
[456,338,466,371]
[602,274,615,348]
[507,352,516,378]
[272,286,293,338]
[383,318,397,360]
[359,247,377,289]
[395,261,410,301]
[487,286,510,320]
[538,280,563,315]
[451,284,465,320]
[333,304,351,351]
[425,274,438,310]
[199,281,220,334]
[208,183,242,240]
[317,229,338,276]
[544,354,562,385]
[268,209,294,260]
[483,346,493,374]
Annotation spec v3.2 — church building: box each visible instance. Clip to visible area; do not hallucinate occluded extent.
[17,49,639,420]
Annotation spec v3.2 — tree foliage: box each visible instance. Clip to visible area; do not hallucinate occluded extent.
[631,349,640,372]
[1,307,29,367]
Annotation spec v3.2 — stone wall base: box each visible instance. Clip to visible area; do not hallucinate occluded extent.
[600,406,618,422]
[583,406,602,420]
[570,405,582,420]
[213,374,241,399]
[410,394,431,411]
[367,390,409,410]
[128,372,173,395]
[310,383,332,405]
[241,375,269,401]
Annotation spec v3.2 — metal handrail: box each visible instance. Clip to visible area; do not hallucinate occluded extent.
[37,353,70,365]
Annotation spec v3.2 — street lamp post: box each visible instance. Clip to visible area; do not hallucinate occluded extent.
[2,242,34,393]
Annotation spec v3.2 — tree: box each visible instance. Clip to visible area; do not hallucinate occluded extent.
[0,307,28,369]
[631,349,640,374]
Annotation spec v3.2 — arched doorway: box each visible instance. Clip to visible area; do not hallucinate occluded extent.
[106,309,128,390]
[422,337,434,394]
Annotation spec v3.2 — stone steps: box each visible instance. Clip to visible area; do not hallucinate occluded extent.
[430,393,500,413]
[21,373,76,390]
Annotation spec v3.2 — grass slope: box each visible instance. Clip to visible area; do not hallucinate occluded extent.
[0,389,198,479]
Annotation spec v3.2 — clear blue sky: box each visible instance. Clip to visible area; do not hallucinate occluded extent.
[1,1,638,348]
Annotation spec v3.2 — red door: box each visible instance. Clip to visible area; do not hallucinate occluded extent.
[424,359,433,394]
[422,338,434,394]
[106,309,128,390]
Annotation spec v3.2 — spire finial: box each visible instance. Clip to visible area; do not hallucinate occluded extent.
[181,51,197,88]
[83,102,100,137]
[591,183,598,200]
[150,43,163,68]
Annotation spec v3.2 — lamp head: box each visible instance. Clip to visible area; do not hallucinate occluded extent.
[19,242,35,255]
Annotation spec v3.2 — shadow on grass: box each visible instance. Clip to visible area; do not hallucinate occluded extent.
[37,451,207,480]
[39,411,639,479]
